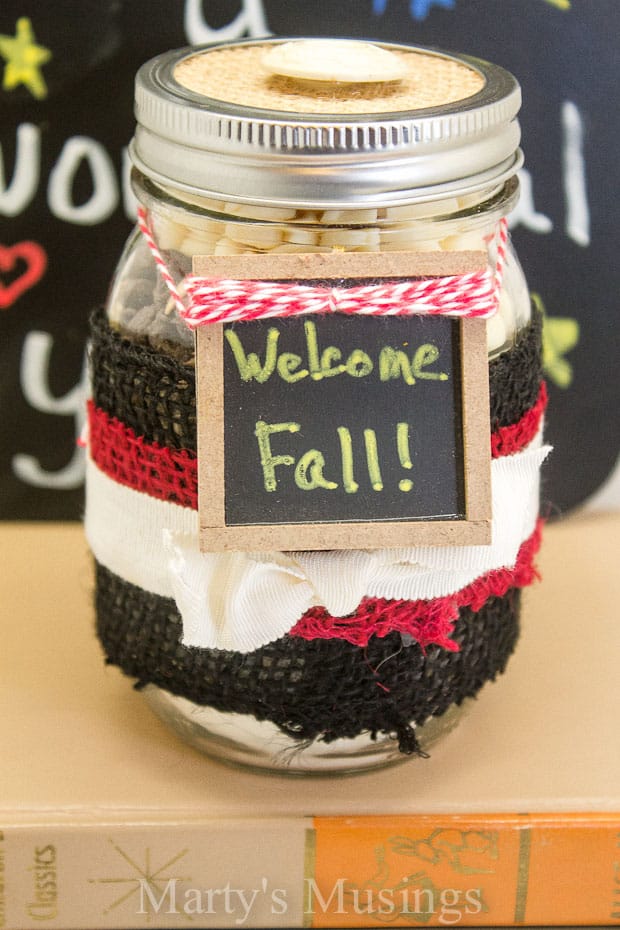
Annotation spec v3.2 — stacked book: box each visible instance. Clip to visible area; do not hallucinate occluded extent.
[1,513,618,927]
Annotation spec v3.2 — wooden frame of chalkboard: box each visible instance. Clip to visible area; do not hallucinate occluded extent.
[195,251,491,552]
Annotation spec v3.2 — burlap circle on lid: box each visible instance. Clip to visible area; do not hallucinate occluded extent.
[173,44,485,115]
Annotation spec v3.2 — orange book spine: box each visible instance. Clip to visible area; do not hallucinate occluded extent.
[309,813,620,927]
[1,813,619,928]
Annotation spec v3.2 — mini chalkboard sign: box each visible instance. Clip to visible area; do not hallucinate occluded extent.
[194,251,491,551]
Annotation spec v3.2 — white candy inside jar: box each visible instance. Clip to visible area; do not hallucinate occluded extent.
[109,189,530,360]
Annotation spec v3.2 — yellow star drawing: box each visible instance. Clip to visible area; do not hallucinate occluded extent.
[532,292,580,389]
[0,17,51,99]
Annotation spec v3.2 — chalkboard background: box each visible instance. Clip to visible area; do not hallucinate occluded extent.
[1,0,618,520]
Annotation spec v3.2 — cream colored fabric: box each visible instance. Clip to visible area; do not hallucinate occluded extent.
[85,432,550,652]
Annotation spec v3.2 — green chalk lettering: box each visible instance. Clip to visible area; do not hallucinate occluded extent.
[294,449,338,491]
[320,345,346,378]
[304,320,322,379]
[337,426,359,493]
[225,326,279,383]
[254,420,300,492]
[378,346,416,385]
[397,422,414,492]
[277,352,308,383]
[364,428,383,491]
[397,421,413,469]
[345,348,374,378]
[412,343,449,381]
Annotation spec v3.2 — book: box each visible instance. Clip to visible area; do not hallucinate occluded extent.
[1,513,619,928]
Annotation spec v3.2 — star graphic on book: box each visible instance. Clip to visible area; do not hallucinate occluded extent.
[0,17,51,100]
[89,839,191,918]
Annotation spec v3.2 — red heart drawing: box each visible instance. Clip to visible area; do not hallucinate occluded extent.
[0,241,48,309]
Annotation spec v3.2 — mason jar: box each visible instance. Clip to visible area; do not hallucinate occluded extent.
[86,38,549,774]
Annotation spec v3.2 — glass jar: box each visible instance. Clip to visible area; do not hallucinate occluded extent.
[108,176,530,362]
[87,38,548,774]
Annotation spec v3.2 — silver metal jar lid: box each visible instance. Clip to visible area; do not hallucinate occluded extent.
[130,37,522,209]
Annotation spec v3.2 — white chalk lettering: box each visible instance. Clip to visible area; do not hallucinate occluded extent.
[511,101,591,246]
[509,168,553,235]
[183,0,271,43]
[562,100,590,246]
[1,123,127,226]
[0,122,40,217]
[48,136,119,225]
[12,332,87,489]
[121,145,138,221]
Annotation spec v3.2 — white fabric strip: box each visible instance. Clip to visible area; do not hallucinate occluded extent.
[85,460,198,598]
[86,432,550,652]
[294,431,549,613]
[163,537,314,652]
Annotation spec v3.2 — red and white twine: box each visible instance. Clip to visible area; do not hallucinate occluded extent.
[137,206,508,326]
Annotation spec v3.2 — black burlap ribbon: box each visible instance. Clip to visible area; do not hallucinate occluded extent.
[88,308,542,754]
[96,561,520,755]
[89,307,543,453]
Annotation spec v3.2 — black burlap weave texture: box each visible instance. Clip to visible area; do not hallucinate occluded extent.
[89,307,543,453]
[96,561,521,755]
[88,309,541,754]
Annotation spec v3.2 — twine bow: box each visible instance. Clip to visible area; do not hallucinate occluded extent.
[137,206,507,326]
